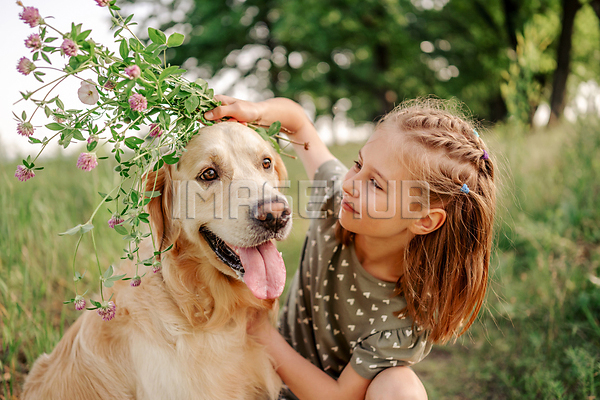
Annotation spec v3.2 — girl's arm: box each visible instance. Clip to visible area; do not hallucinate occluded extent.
[256,321,371,400]
[205,95,335,180]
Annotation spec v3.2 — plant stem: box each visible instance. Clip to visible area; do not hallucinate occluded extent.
[86,184,120,224]
[91,229,104,302]
[72,234,84,293]
[28,75,68,122]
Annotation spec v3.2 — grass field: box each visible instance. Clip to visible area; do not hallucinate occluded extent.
[1,119,600,399]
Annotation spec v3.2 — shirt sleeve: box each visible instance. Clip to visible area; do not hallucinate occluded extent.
[349,328,432,380]
[305,159,347,228]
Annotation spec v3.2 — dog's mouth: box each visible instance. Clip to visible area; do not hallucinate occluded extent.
[200,227,244,274]
[199,227,286,300]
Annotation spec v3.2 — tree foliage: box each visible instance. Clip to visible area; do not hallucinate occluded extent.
[123,0,600,124]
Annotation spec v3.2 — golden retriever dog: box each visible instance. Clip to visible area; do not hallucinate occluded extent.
[22,122,292,400]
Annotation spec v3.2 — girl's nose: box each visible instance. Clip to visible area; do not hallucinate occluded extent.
[342,178,360,197]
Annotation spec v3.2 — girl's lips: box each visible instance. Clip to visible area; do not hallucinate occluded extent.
[341,198,358,214]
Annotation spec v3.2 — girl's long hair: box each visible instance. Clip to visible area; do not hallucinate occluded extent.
[337,98,496,344]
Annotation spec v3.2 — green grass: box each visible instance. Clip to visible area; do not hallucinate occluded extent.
[413,119,600,399]
[2,121,600,399]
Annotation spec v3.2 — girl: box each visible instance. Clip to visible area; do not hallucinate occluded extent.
[205,95,496,400]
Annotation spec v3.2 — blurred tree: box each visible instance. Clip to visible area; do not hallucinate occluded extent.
[548,0,582,124]
[121,0,599,125]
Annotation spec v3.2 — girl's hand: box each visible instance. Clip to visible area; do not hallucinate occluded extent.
[205,94,336,181]
[205,95,261,124]
[247,309,276,346]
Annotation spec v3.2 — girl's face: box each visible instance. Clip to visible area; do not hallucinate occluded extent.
[340,128,427,239]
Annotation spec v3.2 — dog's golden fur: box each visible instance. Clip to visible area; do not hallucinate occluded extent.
[23,122,290,400]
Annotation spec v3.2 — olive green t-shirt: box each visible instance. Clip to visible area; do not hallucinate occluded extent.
[279,159,432,391]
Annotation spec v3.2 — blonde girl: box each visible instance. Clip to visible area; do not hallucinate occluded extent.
[205,95,496,400]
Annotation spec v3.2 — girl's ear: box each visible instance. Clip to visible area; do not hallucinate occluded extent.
[409,207,447,235]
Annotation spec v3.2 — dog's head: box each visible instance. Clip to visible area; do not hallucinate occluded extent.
[145,122,292,300]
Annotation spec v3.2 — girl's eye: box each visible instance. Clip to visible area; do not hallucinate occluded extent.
[199,168,218,181]
[262,158,272,169]
[370,178,383,190]
[353,160,362,170]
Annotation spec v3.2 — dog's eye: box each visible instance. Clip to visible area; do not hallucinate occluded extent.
[199,168,218,181]
[262,158,272,169]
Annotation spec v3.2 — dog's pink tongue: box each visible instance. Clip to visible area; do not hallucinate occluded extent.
[235,241,286,300]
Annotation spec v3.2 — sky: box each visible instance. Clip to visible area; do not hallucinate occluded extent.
[0,0,123,162]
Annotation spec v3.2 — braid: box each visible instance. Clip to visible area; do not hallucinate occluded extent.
[383,101,493,192]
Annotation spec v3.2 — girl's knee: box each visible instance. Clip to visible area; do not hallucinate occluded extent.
[365,367,427,400]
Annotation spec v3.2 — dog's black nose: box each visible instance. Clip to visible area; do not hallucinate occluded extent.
[253,198,291,232]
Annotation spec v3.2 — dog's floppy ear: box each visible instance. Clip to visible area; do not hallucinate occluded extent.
[273,153,287,182]
[145,164,178,256]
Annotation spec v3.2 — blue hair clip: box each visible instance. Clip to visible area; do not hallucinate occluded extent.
[460,183,470,194]
[473,129,479,137]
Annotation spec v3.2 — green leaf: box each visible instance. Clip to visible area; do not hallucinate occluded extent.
[185,95,200,114]
[143,54,162,66]
[87,140,98,152]
[270,137,281,153]
[166,85,181,101]
[255,127,269,141]
[124,136,145,150]
[114,225,128,235]
[41,52,51,64]
[70,23,81,40]
[119,40,129,59]
[267,121,282,137]
[107,273,126,282]
[158,111,170,126]
[90,299,102,308]
[130,190,139,204]
[167,33,185,48]
[152,159,164,171]
[143,69,158,82]
[151,44,168,57]
[158,65,181,82]
[70,129,85,141]
[45,122,65,131]
[98,191,114,201]
[144,190,162,198]
[162,153,180,165]
[59,223,94,236]
[103,280,115,288]
[148,27,167,45]
[194,78,208,92]
[77,29,92,42]
[102,265,114,280]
